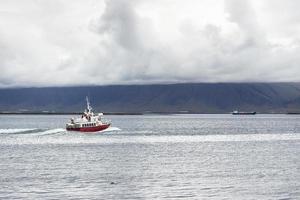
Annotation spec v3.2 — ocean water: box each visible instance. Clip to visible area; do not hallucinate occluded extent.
[0,114,299,199]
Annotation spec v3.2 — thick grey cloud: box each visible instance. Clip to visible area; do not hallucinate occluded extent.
[0,0,299,87]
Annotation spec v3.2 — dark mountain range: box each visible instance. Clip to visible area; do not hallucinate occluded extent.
[1,83,300,113]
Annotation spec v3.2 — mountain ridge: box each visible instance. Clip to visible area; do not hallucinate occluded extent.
[1,83,300,113]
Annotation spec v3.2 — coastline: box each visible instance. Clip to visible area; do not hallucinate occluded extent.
[0,112,143,115]
[0,111,299,115]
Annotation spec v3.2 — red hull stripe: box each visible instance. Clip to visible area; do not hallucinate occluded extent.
[66,124,110,132]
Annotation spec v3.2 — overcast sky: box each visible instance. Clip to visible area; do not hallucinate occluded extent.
[0,0,300,87]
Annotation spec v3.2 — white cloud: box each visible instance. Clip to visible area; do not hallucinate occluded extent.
[0,0,299,87]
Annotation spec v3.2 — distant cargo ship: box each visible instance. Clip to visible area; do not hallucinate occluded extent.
[232,110,256,115]
[286,112,300,115]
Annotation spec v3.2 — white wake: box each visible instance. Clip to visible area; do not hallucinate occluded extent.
[0,128,38,134]
[31,128,66,136]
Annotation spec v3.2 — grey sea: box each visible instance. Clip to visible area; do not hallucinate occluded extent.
[0,114,299,199]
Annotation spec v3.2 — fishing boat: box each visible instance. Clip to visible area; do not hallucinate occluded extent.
[232,110,256,115]
[66,97,111,132]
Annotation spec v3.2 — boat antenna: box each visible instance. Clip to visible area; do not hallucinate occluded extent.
[86,96,92,113]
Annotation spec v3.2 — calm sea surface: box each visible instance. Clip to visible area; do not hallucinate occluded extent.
[0,114,299,199]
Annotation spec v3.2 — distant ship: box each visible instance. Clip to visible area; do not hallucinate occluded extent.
[232,110,256,115]
[66,97,111,132]
[286,112,300,115]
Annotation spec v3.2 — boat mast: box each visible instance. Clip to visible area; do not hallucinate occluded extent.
[86,96,92,113]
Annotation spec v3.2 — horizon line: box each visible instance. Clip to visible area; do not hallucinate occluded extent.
[1,81,300,89]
